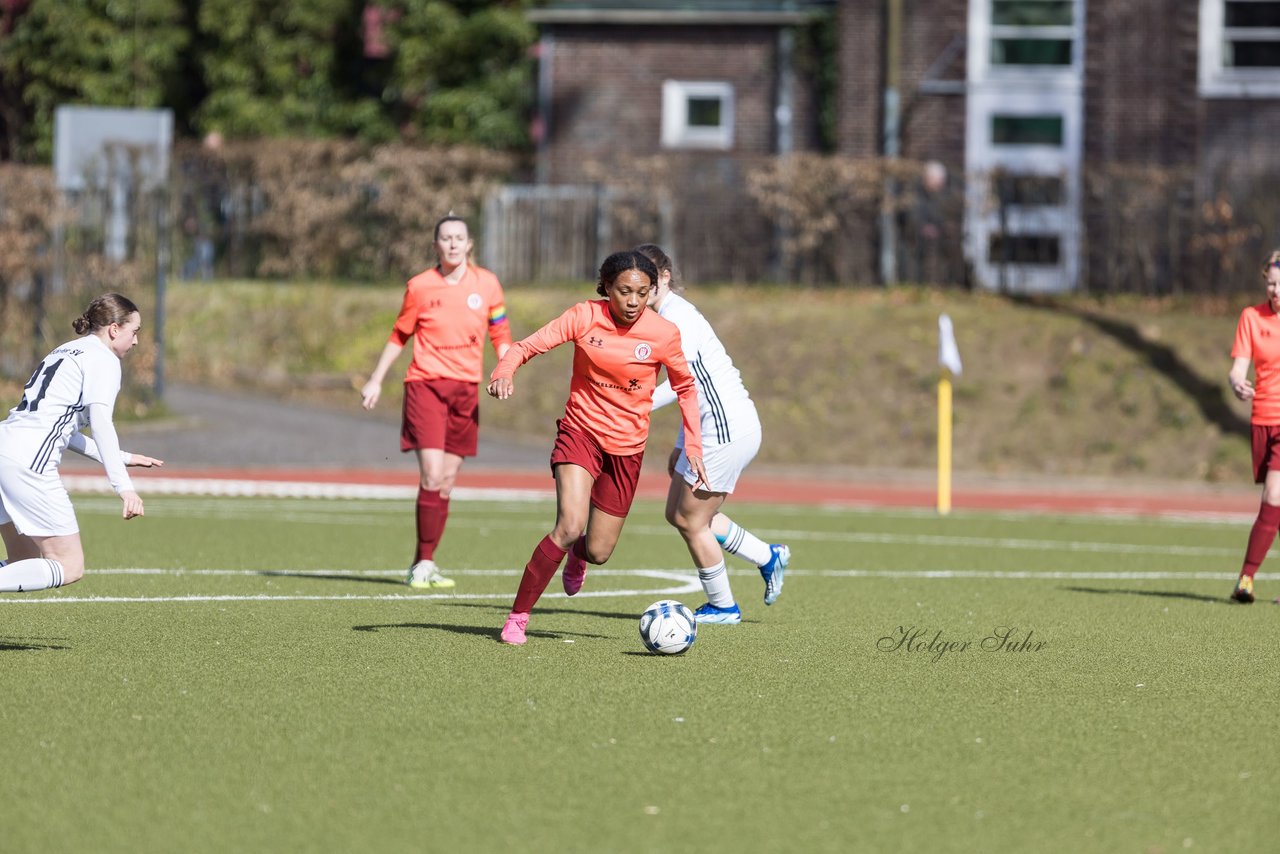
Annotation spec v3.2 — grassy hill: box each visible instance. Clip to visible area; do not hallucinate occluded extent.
[2,280,1257,484]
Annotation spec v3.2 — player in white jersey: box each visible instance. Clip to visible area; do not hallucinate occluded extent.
[637,244,790,624]
[0,293,163,593]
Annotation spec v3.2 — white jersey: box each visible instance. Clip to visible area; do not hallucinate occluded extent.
[0,335,128,486]
[651,292,760,447]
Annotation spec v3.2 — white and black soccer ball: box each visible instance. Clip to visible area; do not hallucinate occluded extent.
[638,599,697,655]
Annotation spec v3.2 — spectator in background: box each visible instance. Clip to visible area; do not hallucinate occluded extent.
[179,131,225,281]
[361,215,512,589]
[1228,250,1280,604]
[903,160,952,285]
[486,251,707,646]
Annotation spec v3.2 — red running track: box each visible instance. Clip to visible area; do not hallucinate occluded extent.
[124,466,1262,519]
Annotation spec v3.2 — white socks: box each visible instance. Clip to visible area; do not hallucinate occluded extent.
[698,560,735,608]
[0,558,65,592]
[717,519,772,568]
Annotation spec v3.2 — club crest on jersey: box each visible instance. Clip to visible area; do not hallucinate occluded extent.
[633,343,653,361]
[467,293,483,310]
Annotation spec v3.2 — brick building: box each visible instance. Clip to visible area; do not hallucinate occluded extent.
[527,0,827,183]
[529,1,1280,291]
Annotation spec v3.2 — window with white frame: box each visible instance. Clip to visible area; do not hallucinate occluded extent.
[661,81,734,150]
[1201,0,1280,95]
[965,0,1085,294]
[991,0,1076,66]
[970,0,1083,79]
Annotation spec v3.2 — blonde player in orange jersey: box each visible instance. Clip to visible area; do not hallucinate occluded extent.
[361,216,512,589]
[487,251,708,646]
[1228,249,1280,604]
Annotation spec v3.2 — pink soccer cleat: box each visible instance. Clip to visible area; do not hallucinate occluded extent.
[500,611,530,645]
[562,550,588,596]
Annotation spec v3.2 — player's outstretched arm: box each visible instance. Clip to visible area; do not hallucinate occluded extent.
[125,453,164,468]
[66,433,163,468]
[361,340,405,410]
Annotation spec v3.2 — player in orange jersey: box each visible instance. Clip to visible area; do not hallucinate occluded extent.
[487,250,708,645]
[1228,249,1280,603]
[361,215,512,589]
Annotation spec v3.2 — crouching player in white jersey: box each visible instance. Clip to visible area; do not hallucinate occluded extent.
[636,244,789,624]
[0,293,163,593]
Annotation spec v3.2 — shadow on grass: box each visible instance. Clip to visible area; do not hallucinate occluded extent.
[443,601,639,622]
[352,622,611,642]
[1063,585,1226,604]
[0,637,70,651]
[1007,295,1250,437]
[256,570,404,587]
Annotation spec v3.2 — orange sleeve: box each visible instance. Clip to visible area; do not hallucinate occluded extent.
[1233,308,1255,360]
[486,274,513,356]
[389,280,419,347]
[659,331,704,461]
[491,302,585,381]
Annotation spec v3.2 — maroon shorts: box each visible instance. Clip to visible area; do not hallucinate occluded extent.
[401,379,479,456]
[549,421,644,517]
[1251,424,1280,483]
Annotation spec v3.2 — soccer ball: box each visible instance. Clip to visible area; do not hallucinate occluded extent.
[638,599,697,655]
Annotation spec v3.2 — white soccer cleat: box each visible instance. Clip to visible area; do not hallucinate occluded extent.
[407,560,455,589]
[760,544,789,606]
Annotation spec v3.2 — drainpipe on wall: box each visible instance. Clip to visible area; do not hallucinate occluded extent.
[776,25,794,156]
[774,22,795,281]
[879,0,903,285]
[535,34,553,185]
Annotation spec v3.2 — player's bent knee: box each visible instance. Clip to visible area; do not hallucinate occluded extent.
[551,523,586,547]
[61,562,85,585]
[585,544,614,565]
[667,508,702,536]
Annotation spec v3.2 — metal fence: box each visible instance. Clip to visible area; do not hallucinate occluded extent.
[5,146,1280,295]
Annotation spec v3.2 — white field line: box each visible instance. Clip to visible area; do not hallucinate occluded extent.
[63,475,546,502]
[64,495,1245,556]
[0,567,1259,605]
[0,569,701,604]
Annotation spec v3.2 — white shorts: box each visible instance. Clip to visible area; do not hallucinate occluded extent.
[0,461,79,537]
[674,428,761,494]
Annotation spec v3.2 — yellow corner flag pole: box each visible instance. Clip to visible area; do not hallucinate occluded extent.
[937,314,962,516]
[938,369,953,515]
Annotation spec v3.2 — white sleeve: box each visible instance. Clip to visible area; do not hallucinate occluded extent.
[66,431,133,466]
[650,380,677,411]
[87,403,135,495]
[67,431,102,463]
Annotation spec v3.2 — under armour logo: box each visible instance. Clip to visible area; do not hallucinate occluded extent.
[588,336,604,348]
[628,378,639,390]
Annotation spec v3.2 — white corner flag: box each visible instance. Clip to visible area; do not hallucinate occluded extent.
[939,314,963,376]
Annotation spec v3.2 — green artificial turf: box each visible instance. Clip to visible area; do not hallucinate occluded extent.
[2,496,1277,853]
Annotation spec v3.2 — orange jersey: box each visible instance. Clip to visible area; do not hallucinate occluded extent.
[492,300,703,459]
[390,265,513,383]
[1233,302,1280,424]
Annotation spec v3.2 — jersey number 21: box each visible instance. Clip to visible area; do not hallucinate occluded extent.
[17,359,63,413]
